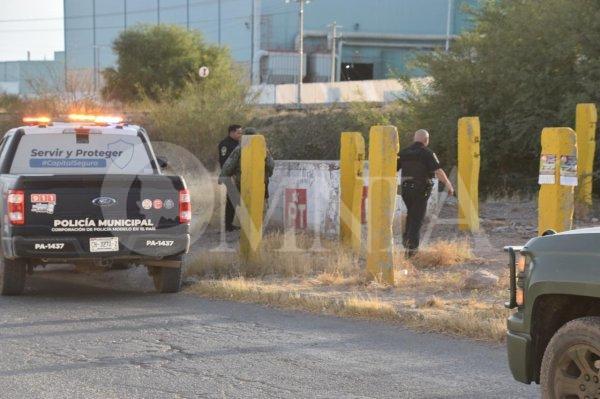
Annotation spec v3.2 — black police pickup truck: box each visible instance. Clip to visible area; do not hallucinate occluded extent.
[0,117,190,295]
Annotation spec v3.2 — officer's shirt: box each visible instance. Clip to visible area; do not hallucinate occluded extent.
[218,136,239,167]
[397,142,441,183]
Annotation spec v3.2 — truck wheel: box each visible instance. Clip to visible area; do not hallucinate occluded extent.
[541,317,600,399]
[150,264,183,293]
[0,258,26,296]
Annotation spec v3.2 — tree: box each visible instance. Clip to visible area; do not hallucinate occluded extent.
[102,24,229,103]
[401,0,600,195]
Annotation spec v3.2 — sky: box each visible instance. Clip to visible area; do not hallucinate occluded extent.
[0,0,64,62]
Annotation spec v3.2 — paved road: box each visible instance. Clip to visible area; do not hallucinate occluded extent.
[0,269,539,398]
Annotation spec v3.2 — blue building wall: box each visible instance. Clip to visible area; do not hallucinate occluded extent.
[63,0,479,83]
[65,0,253,72]
[261,0,476,50]
[0,52,65,96]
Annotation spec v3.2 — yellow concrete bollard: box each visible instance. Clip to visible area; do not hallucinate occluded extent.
[538,128,577,235]
[339,132,365,252]
[239,134,267,262]
[575,103,597,207]
[458,117,481,232]
[366,125,399,284]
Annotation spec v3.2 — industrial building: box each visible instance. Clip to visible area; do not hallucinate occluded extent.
[63,0,479,88]
[0,52,65,96]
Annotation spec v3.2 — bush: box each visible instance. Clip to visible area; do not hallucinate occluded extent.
[249,103,407,161]
[0,94,23,114]
[400,0,600,196]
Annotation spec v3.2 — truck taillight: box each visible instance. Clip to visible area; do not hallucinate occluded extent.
[7,190,25,225]
[179,189,191,224]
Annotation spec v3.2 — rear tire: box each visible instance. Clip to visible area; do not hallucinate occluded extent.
[540,317,600,399]
[0,258,26,296]
[150,264,183,293]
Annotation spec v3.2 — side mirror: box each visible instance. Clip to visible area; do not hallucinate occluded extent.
[156,156,168,169]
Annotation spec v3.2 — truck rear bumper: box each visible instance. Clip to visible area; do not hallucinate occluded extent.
[2,234,190,260]
[507,313,533,384]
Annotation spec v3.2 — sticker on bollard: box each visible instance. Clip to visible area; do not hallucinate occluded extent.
[539,154,557,185]
[559,155,578,186]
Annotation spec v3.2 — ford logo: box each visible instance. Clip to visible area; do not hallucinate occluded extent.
[92,197,117,207]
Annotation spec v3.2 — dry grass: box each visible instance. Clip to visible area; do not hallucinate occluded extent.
[186,232,362,280]
[187,236,477,282]
[340,296,398,320]
[408,299,508,342]
[187,278,397,321]
[395,268,467,294]
[186,232,510,342]
[313,272,366,287]
[417,295,446,309]
[187,278,508,342]
[411,239,476,268]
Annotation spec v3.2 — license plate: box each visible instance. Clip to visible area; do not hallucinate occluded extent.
[89,237,119,252]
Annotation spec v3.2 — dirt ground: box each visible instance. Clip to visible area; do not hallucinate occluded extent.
[194,195,587,271]
[429,196,599,270]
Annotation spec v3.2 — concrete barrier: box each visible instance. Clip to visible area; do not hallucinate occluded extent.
[250,79,428,106]
[265,160,439,235]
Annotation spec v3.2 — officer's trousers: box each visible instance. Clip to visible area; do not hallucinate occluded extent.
[401,182,431,257]
[224,179,239,230]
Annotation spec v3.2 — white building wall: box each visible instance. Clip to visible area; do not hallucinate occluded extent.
[251,79,419,105]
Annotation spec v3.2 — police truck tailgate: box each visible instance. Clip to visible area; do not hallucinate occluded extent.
[4,174,190,259]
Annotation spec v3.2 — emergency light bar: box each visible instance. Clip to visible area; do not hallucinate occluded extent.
[67,114,123,124]
[22,116,52,126]
[67,114,96,122]
[94,115,123,124]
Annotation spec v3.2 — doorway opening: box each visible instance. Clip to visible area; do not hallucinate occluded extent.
[341,63,374,81]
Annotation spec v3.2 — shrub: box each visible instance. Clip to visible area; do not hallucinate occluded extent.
[139,64,252,168]
[249,102,406,161]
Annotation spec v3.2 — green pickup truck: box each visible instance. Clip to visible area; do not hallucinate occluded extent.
[506,228,600,398]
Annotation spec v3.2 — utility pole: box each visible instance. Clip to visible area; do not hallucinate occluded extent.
[186,0,190,30]
[157,0,161,25]
[218,0,222,45]
[250,0,253,81]
[445,0,454,52]
[92,0,97,93]
[327,21,340,83]
[93,45,99,93]
[297,0,305,107]
[286,0,309,107]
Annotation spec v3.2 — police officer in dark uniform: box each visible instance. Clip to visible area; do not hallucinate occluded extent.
[218,124,243,231]
[397,129,454,257]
